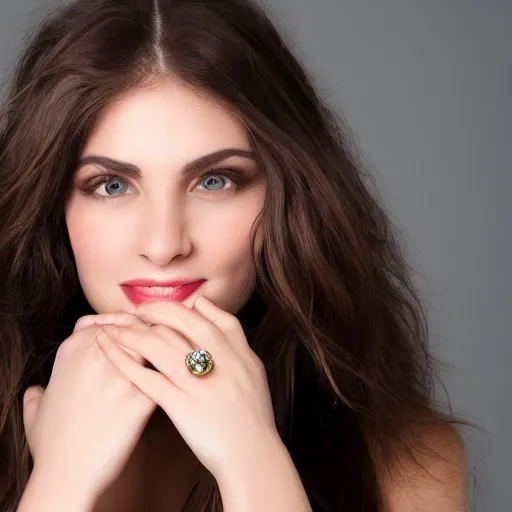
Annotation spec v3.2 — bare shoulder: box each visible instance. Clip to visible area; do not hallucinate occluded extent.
[375,422,468,512]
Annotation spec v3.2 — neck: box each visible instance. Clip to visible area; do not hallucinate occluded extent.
[141,407,199,470]
[93,407,202,510]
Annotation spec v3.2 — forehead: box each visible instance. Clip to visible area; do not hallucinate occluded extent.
[82,80,251,166]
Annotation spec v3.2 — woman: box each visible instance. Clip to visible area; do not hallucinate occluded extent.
[0,0,469,510]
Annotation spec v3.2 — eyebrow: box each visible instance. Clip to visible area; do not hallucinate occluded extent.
[77,148,256,178]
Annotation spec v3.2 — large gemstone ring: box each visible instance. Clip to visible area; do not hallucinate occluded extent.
[185,349,214,376]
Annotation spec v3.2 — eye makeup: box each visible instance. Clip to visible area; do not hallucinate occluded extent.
[75,165,259,203]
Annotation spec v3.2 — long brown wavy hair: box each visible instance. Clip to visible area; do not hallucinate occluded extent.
[0,0,470,510]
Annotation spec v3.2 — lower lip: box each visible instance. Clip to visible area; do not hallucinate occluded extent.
[120,281,206,305]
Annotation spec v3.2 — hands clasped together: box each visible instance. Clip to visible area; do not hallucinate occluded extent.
[22,296,279,500]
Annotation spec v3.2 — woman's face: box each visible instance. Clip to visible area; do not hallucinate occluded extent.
[65,79,266,315]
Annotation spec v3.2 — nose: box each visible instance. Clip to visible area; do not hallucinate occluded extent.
[136,199,192,266]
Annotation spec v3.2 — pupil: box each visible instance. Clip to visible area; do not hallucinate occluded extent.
[205,176,223,189]
[106,180,123,194]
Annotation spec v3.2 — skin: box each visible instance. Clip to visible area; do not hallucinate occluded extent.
[64,77,267,510]
[62,76,466,511]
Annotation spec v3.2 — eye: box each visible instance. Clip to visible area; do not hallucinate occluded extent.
[79,166,252,202]
[92,172,234,198]
[196,172,234,193]
[94,177,135,198]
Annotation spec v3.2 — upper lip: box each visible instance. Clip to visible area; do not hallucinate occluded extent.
[121,278,205,288]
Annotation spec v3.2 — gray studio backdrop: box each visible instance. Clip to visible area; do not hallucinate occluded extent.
[1,1,510,511]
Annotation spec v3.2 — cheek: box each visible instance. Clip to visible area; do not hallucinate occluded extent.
[195,209,258,267]
[65,200,129,269]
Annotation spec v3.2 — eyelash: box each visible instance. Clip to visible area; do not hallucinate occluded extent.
[78,167,251,203]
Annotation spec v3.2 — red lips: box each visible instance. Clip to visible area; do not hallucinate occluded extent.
[120,279,206,305]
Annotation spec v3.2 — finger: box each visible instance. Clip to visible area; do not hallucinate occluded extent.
[73,312,149,334]
[100,325,195,388]
[96,324,146,364]
[192,296,256,363]
[75,319,150,367]
[117,345,146,364]
[96,330,183,407]
[150,324,194,353]
[134,300,229,360]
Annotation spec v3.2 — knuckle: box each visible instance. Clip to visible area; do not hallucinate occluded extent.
[56,339,72,357]
[108,375,133,397]
[250,353,267,376]
[223,314,242,333]
[56,334,80,358]
[196,323,218,343]
[73,315,95,331]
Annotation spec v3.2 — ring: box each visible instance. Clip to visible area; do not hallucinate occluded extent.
[185,349,214,376]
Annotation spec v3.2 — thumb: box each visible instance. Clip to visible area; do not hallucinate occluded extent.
[23,385,45,436]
